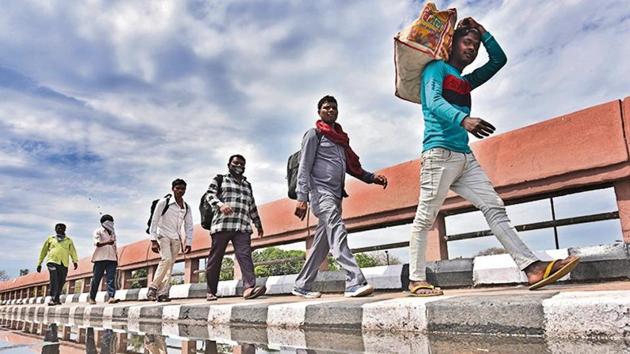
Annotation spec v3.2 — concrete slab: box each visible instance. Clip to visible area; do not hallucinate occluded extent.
[304,298,378,329]
[426,293,557,336]
[179,304,210,321]
[362,296,450,332]
[543,290,630,339]
[569,243,630,281]
[426,258,474,288]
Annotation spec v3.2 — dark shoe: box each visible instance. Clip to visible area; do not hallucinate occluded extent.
[47,301,58,306]
[206,293,217,301]
[156,295,171,303]
[146,287,158,301]
[243,286,266,300]
[107,298,119,304]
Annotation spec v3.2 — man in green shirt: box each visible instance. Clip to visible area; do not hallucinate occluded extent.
[37,223,79,306]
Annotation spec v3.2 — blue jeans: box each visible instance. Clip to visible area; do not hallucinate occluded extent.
[90,260,117,300]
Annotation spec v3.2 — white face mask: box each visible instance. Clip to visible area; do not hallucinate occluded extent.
[102,220,115,235]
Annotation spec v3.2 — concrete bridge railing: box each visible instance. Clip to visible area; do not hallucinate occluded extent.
[1,97,629,301]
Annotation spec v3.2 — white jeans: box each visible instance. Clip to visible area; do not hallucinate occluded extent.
[409,148,539,281]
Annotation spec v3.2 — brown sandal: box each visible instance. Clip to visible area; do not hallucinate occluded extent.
[408,284,443,297]
[243,286,266,300]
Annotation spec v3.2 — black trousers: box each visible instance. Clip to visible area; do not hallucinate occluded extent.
[205,231,256,294]
[90,260,117,300]
[47,262,67,302]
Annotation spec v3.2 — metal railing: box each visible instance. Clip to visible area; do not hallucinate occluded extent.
[343,193,621,255]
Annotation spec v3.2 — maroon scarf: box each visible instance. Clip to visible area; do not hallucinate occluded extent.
[316,120,367,178]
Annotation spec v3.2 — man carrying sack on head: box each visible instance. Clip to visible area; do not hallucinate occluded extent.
[401,13,580,296]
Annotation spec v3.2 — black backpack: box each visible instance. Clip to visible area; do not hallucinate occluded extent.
[287,130,322,199]
[199,175,224,230]
[146,194,171,234]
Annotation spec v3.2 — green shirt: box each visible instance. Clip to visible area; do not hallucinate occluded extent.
[37,235,79,267]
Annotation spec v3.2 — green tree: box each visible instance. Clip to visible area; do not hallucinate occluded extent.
[329,251,401,269]
[74,279,83,294]
[220,257,234,281]
[19,269,29,276]
[252,247,306,277]
[129,268,148,289]
[475,247,507,257]
[355,253,380,268]
[0,270,9,281]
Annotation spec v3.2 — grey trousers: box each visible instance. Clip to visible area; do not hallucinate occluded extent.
[410,148,540,281]
[295,193,366,290]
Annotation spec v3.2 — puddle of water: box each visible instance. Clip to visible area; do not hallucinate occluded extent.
[0,312,628,353]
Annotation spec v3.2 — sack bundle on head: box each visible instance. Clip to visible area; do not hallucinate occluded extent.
[394,2,457,104]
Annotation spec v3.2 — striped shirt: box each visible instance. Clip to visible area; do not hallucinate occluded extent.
[205,174,262,234]
[421,32,506,153]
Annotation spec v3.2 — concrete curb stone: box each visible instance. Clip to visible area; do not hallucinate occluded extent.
[426,292,558,336]
[426,258,474,288]
[4,242,630,306]
[569,243,630,281]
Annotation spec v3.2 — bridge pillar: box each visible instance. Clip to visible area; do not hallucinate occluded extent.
[181,340,197,353]
[68,280,76,295]
[116,332,127,352]
[306,236,329,271]
[78,327,86,343]
[426,213,448,261]
[62,325,71,341]
[614,179,630,244]
[184,258,199,284]
[96,329,102,347]
[81,277,90,293]
[119,270,131,289]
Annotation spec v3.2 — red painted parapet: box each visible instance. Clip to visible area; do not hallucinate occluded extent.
[2,98,630,294]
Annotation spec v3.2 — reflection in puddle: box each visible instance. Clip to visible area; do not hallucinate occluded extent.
[1,311,628,353]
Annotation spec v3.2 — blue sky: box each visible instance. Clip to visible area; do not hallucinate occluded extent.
[1,0,629,277]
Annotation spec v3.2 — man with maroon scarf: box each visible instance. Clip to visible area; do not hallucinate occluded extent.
[292,95,388,298]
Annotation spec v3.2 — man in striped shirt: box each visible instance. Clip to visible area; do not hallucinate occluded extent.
[204,154,266,301]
